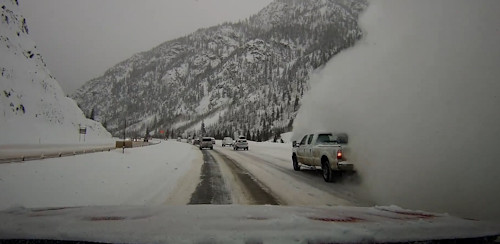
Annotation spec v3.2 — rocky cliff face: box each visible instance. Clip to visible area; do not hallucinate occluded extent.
[0,0,111,145]
[72,0,367,140]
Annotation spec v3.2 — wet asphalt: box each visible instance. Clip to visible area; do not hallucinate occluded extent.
[188,149,232,204]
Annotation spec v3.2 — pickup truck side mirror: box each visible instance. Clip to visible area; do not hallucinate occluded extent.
[292,141,297,147]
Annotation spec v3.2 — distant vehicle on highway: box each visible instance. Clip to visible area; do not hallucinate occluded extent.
[200,137,213,150]
[193,138,200,145]
[210,137,216,144]
[177,137,181,142]
[292,132,354,182]
[222,137,233,147]
[233,138,248,150]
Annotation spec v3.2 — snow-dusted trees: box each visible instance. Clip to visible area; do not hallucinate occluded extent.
[73,0,366,138]
[201,120,206,136]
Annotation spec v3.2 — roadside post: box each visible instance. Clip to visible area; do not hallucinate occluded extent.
[79,125,87,142]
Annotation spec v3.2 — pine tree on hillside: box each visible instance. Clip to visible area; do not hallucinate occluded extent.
[145,126,150,139]
[293,96,299,111]
[201,120,206,136]
[88,108,95,120]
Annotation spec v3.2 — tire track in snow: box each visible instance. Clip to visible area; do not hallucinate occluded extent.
[211,149,280,205]
[216,147,371,206]
[238,150,371,206]
[188,150,231,205]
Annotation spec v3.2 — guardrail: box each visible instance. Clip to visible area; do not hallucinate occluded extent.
[116,140,162,148]
[0,140,164,164]
[0,146,116,164]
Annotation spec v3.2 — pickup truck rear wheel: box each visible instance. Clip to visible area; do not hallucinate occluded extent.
[292,155,300,171]
[322,159,333,182]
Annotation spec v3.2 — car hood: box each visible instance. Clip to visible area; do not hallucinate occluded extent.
[0,205,498,243]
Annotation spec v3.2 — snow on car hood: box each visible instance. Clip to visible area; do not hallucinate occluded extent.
[0,205,498,243]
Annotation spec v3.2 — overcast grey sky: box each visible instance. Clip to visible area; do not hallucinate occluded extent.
[19,0,273,94]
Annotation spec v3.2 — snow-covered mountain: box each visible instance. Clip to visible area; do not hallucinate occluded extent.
[0,0,112,145]
[72,0,367,140]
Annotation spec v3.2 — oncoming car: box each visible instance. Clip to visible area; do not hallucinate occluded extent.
[192,138,200,145]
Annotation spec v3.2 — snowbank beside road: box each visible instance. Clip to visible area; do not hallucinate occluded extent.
[0,141,197,210]
[293,0,500,221]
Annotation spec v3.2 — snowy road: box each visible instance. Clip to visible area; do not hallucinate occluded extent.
[204,142,373,207]
[189,149,279,205]
[1,143,498,243]
[0,140,371,210]
[188,150,232,204]
[175,141,372,207]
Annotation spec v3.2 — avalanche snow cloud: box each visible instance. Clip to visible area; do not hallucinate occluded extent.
[293,0,500,221]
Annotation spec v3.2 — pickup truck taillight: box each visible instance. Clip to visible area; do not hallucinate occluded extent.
[336,149,343,160]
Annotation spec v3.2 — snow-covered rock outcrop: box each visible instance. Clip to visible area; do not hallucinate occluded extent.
[0,0,112,145]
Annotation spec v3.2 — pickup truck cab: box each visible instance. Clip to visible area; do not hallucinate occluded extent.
[292,133,354,182]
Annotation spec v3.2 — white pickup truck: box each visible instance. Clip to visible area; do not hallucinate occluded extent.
[292,132,355,182]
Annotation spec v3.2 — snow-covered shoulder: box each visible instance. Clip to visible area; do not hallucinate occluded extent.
[0,141,197,209]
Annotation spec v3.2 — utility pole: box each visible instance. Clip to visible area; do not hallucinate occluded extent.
[122,75,128,154]
[123,119,127,140]
[122,119,126,154]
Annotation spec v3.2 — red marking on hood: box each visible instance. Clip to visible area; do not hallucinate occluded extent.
[88,216,126,221]
[308,216,364,222]
[246,217,269,220]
